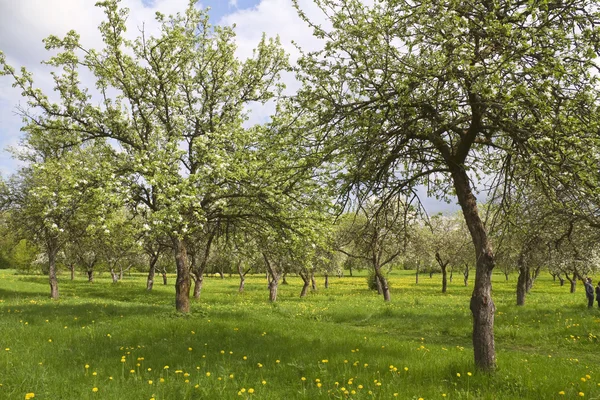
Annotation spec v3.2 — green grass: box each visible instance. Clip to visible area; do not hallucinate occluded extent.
[0,269,598,399]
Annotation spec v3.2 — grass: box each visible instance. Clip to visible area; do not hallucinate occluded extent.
[0,269,598,399]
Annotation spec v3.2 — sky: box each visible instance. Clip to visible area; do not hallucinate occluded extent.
[0,0,458,213]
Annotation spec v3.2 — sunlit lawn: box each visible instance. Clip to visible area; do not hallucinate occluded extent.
[0,269,598,399]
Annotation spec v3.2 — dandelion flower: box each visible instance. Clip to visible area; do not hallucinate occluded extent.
[248,388,255,394]
[148,380,153,385]
[92,388,98,393]
[467,372,472,376]
[262,380,266,385]
[579,393,585,397]
[457,373,461,377]
[206,372,211,377]
[25,393,35,399]
[559,392,565,395]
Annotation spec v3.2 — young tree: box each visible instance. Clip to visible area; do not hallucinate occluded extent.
[291,0,600,370]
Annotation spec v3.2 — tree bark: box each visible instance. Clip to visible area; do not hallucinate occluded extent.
[558,275,564,286]
[110,268,119,284]
[48,248,59,299]
[324,274,329,289]
[463,263,469,287]
[300,270,310,297]
[87,270,94,283]
[282,272,288,285]
[374,266,390,302]
[441,265,448,293]
[69,263,75,281]
[310,271,316,291]
[146,255,158,291]
[192,269,204,299]
[451,165,496,371]
[237,261,246,293]
[172,237,191,313]
[415,260,420,284]
[570,279,576,293]
[516,266,528,306]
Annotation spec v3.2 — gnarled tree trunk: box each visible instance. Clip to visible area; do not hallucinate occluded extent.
[324,274,329,289]
[146,254,158,291]
[172,237,191,313]
[110,268,119,284]
[299,270,310,298]
[452,165,496,371]
[87,270,94,283]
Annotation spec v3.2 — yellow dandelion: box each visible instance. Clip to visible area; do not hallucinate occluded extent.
[558,392,565,395]
[148,380,153,385]
[159,378,165,383]
[262,380,266,385]
[301,377,306,381]
[92,372,97,376]
[189,347,193,351]
[164,365,169,369]
[457,373,461,377]
[206,372,211,377]
[25,393,35,400]
[467,372,472,376]
[579,393,584,397]
[317,383,322,388]
[248,388,255,394]
[92,388,98,393]
[257,363,263,368]
[85,364,90,369]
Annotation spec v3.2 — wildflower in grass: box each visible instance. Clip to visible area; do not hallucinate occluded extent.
[195,385,199,388]
[164,366,169,369]
[130,370,135,374]
[229,374,234,379]
[85,365,90,369]
[175,370,183,374]
[301,377,306,381]
[48,339,52,343]
[107,334,111,338]
[24,393,35,399]
[148,380,153,385]
[248,388,255,394]
[404,367,408,371]
[579,393,584,397]
[418,398,424,400]
[92,388,98,393]
[240,388,246,393]
[220,350,225,354]
[317,383,322,388]
[147,368,152,372]
[206,372,211,377]
[586,375,591,379]
[467,372,472,376]
[364,363,368,368]
[159,378,165,383]
[582,378,587,382]
[257,363,263,368]
[185,379,189,383]
[322,359,328,363]
[393,394,398,397]
[442,394,447,397]
[457,373,461,377]
[358,385,363,389]
[109,377,113,380]
[275,360,280,364]
[92,372,97,376]
[243,356,248,360]
[351,390,356,394]
[184,373,190,377]
[262,380,266,385]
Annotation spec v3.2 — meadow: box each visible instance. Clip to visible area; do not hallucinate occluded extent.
[0,269,598,400]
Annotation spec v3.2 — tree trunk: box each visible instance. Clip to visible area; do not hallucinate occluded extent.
[119,267,123,281]
[558,275,564,286]
[516,266,528,306]
[218,270,224,279]
[48,249,59,299]
[377,272,391,302]
[463,263,469,287]
[269,278,279,302]
[193,269,204,299]
[282,272,288,285]
[146,256,158,291]
[310,271,316,291]
[162,271,168,285]
[449,268,453,283]
[451,165,496,371]
[416,260,420,284]
[349,266,353,277]
[299,270,310,298]
[504,271,509,281]
[570,279,576,293]
[69,264,75,281]
[375,273,383,294]
[87,270,94,283]
[429,271,434,278]
[324,274,329,289]
[441,264,448,293]
[172,237,191,313]
[110,269,119,284]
